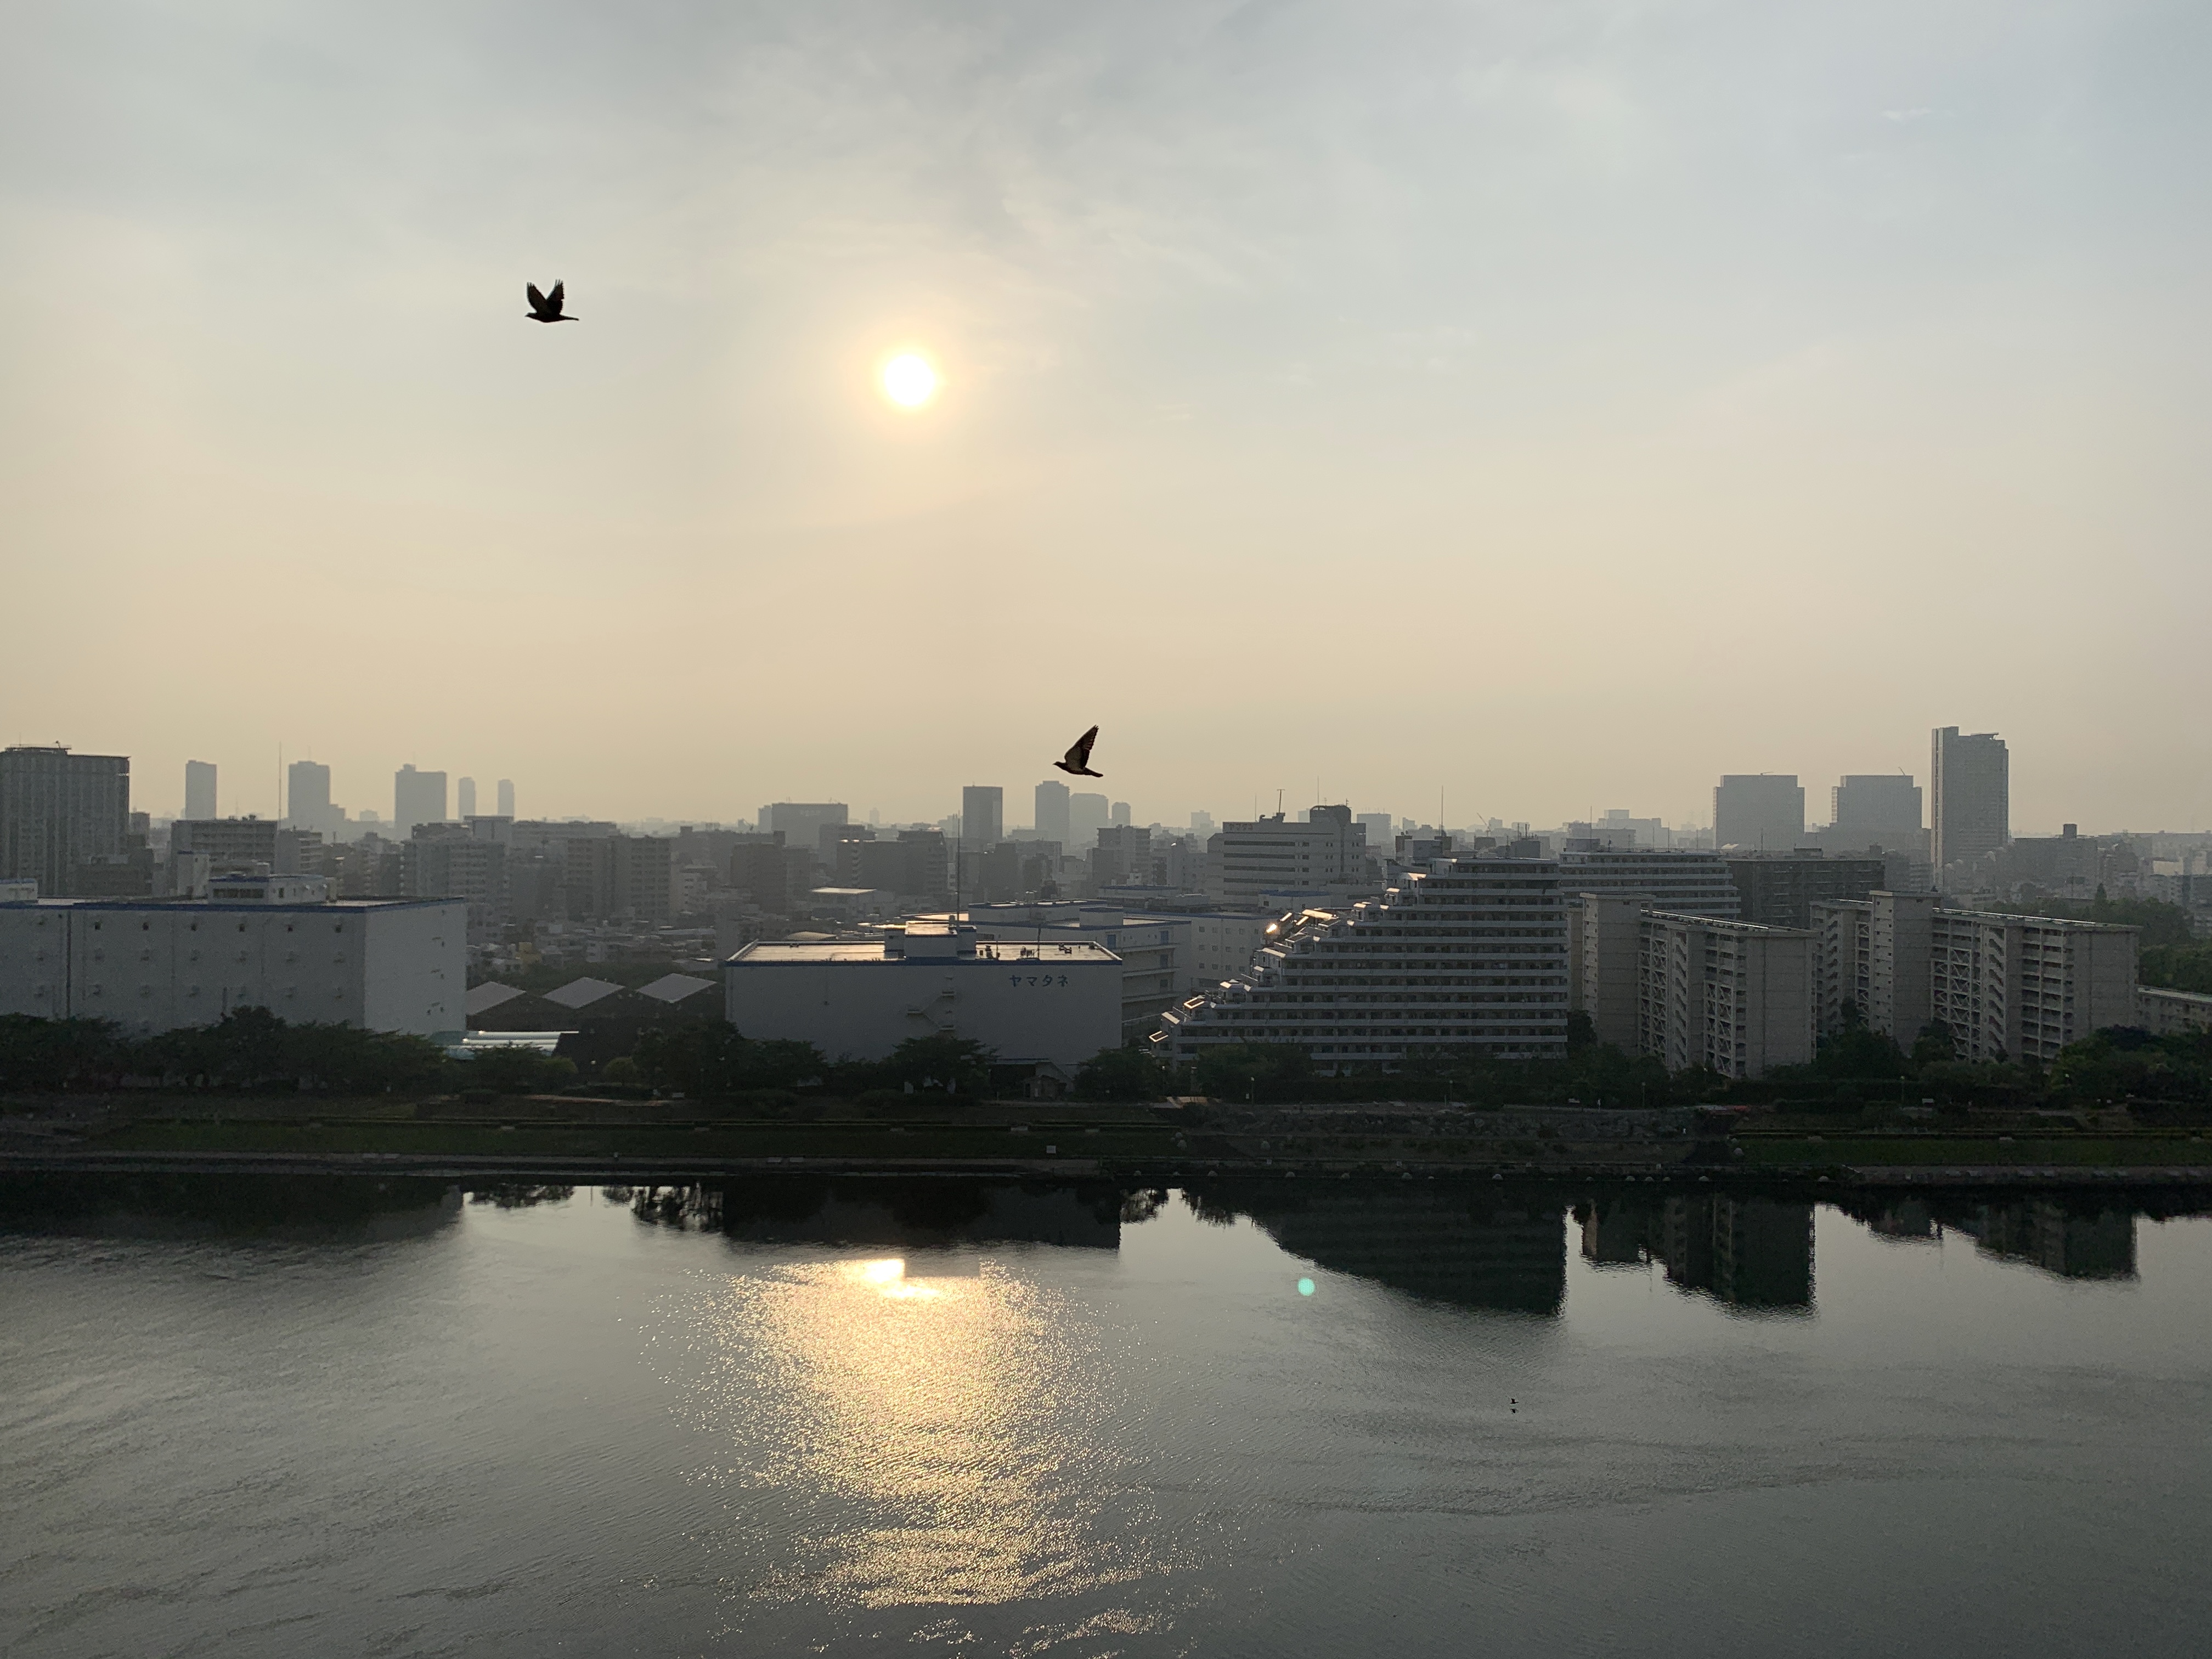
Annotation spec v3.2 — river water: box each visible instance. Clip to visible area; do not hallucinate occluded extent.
[4,1174,2210,1658]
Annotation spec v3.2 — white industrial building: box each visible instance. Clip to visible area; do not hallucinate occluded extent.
[957,904,1189,1043]
[0,880,466,1037]
[1156,856,1570,1070]
[724,922,1121,1068]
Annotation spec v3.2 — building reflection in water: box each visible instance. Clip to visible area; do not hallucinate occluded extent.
[0,1172,464,1240]
[1936,1199,2138,1282]
[1195,1182,1569,1313]
[1578,1194,1816,1312]
[646,1177,1181,1620]
[621,1177,1127,1252]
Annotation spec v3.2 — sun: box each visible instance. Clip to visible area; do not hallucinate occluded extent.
[880,352,940,409]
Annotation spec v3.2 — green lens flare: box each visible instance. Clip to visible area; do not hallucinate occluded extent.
[1296,1278,1315,1296]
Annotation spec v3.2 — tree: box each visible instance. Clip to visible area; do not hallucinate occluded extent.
[1813,1023,1906,1080]
[466,1046,577,1094]
[1909,1020,1955,1067]
[634,1022,825,1097]
[1074,1045,1164,1102]
[0,1015,126,1092]
[870,1034,995,1096]
[1189,1042,1314,1103]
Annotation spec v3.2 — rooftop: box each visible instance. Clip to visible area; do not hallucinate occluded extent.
[0,896,456,913]
[730,938,1120,967]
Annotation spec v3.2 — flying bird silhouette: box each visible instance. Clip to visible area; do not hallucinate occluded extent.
[1053,725,1103,778]
[526,281,576,323]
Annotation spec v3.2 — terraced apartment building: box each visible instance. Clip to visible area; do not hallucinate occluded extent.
[1155,856,1569,1071]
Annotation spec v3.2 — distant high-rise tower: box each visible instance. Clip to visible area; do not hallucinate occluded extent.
[961,786,1004,848]
[497,778,515,817]
[1110,800,1132,827]
[394,764,448,834]
[1035,779,1071,843]
[1931,727,2008,874]
[457,776,477,819]
[287,760,333,833]
[1,746,131,896]
[184,759,217,821]
[1829,775,1923,852]
[1713,775,1805,851]
[1069,792,1110,848]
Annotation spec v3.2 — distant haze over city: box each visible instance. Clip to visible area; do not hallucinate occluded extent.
[5,1,2207,831]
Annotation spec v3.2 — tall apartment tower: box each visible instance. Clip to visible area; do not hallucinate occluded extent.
[457,776,477,819]
[394,765,448,835]
[1713,776,1805,851]
[1,746,131,896]
[185,759,218,820]
[1034,779,1071,843]
[1930,727,2009,874]
[496,778,515,818]
[961,786,1004,848]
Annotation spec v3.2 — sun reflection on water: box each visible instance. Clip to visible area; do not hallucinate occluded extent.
[653,1255,1183,1617]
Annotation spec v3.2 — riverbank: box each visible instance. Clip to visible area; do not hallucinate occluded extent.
[9,1093,2212,1189]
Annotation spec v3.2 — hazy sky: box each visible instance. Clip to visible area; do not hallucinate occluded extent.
[4,1,2208,832]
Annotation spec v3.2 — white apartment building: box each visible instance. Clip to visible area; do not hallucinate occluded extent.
[0,885,466,1036]
[1929,909,2137,1064]
[1180,911,1277,989]
[1554,849,1741,918]
[1643,912,1812,1079]
[1809,891,1939,1041]
[1207,806,1381,907]
[725,922,1121,1068]
[1810,895,2136,1063]
[1155,857,1570,1071]
[1571,896,1813,1079]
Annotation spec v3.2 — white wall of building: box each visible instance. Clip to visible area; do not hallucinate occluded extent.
[0,897,466,1037]
[726,927,1121,1067]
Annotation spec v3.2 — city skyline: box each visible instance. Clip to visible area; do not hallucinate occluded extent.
[4,3,2208,833]
[9,724,2193,839]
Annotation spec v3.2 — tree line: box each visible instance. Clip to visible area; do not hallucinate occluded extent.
[8,1002,2212,1115]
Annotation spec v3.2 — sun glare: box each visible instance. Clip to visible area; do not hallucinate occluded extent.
[879,353,940,408]
[845,1257,940,1299]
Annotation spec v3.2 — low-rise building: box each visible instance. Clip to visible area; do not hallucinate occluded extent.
[2136,986,2212,1036]
[807,887,896,922]
[0,884,465,1036]
[1156,856,1570,1071]
[724,923,1121,1068]
[1725,851,1888,929]
[1207,806,1381,907]
[1555,849,1741,918]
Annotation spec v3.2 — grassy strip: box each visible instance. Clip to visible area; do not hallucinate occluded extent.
[93,1120,1180,1160]
[1739,1136,2212,1169]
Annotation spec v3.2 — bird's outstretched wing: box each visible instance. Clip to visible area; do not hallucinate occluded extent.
[548,280,565,312]
[527,283,549,312]
[1063,725,1098,770]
